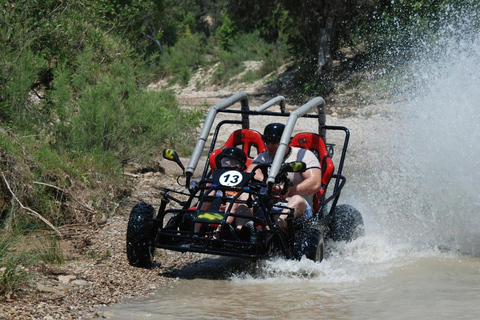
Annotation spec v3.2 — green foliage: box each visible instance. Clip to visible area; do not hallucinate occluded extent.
[366,0,480,63]
[0,229,61,295]
[217,14,236,51]
[0,231,28,295]
[35,236,64,265]
[0,0,202,234]
[0,256,28,295]
[0,49,44,123]
[210,31,290,85]
[160,34,206,85]
[210,49,246,85]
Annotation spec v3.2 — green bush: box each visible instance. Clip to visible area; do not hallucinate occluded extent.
[160,34,206,85]
[0,49,45,124]
[0,231,28,295]
[0,0,202,233]
[35,236,64,265]
[210,49,246,85]
[210,31,290,86]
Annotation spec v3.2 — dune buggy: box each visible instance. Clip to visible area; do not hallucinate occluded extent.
[126,93,364,268]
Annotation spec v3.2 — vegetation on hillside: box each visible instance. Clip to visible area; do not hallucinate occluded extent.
[1,0,479,296]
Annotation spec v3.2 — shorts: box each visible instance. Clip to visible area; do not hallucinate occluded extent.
[272,198,313,221]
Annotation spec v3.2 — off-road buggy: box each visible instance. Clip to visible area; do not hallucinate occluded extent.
[127,93,364,268]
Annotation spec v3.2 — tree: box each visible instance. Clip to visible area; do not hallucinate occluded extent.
[225,0,369,72]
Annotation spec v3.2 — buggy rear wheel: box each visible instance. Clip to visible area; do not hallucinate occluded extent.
[126,203,156,268]
[294,228,324,262]
[328,204,364,242]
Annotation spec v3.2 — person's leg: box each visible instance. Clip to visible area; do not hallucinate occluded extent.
[278,195,305,219]
[275,195,304,230]
[234,203,253,230]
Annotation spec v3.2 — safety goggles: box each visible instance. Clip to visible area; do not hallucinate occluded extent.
[220,157,243,169]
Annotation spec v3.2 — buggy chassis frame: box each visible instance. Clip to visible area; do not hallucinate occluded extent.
[148,92,350,260]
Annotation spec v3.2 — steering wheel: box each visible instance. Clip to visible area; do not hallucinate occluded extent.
[274,173,290,195]
[249,163,271,183]
[250,163,290,196]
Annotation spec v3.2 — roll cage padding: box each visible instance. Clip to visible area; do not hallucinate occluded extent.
[290,132,334,214]
[209,129,266,169]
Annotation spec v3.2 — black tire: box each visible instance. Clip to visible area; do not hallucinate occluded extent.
[328,204,364,242]
[294,228,324,262]
[126,203,156,268]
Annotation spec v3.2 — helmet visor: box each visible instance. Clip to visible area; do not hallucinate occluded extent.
[220,157,243,169]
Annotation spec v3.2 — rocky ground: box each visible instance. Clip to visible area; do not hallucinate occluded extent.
[0,175,204,319]
[0,61,396,319]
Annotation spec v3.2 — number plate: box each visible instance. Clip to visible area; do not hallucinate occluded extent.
[212,169,253,188]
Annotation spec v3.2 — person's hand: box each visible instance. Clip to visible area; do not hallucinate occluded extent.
[272,184,288,202]
[272,183,283,195]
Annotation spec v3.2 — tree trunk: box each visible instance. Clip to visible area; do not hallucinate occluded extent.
[317,16,334,70]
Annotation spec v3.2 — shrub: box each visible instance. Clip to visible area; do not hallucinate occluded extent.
[0,231,28,295]
[160,34,206,85]
[210,31,290,86]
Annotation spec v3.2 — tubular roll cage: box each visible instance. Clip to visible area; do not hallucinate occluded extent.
[151,92,350,259]
[184,92,350,222]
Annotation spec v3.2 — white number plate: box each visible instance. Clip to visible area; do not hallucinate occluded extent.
[218,170,243,187]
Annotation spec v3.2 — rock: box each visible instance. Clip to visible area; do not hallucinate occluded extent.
[36,283,64,295]
[58,275,76,285]
[72,279,89,286]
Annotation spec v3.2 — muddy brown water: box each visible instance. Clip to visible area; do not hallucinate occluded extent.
[99,254,480,319]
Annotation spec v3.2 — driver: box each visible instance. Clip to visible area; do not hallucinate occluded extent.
[247,123,321,229]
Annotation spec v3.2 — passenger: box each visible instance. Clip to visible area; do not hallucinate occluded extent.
[247,123,322,230]
[195,147,247,236]
[215,146,247,172]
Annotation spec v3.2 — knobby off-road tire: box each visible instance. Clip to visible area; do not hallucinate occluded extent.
[126,203,156,268]
[328,204,364,242]
[294,228,324,262]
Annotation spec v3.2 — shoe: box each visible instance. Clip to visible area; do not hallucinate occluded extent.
[223,223,239,241]
[239,221,256,242]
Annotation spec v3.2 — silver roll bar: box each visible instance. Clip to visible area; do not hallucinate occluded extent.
[266,97,326,186]
[256,96,286,113]
[186,92,250,181]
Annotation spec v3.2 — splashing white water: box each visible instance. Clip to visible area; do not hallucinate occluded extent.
[232,7,480,283]
[400,22,480,255]
[349,8,480,256]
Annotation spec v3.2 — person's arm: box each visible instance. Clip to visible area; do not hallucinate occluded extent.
[286,167,322,197]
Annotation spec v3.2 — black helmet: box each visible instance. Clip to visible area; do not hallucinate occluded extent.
[216,147,247,171]
[262,123,285,141]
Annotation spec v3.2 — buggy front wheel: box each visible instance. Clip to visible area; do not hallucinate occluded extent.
[294,228,324,262]
[126,203,156,268]
[328,204,364,242]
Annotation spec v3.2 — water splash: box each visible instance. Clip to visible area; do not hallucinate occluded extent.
[229,6,480,283]
[401,17,480,255]
[348,6,480,256]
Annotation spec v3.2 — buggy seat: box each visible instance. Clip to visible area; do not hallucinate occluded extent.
[209,129,266,170]
[289,133,334,214]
